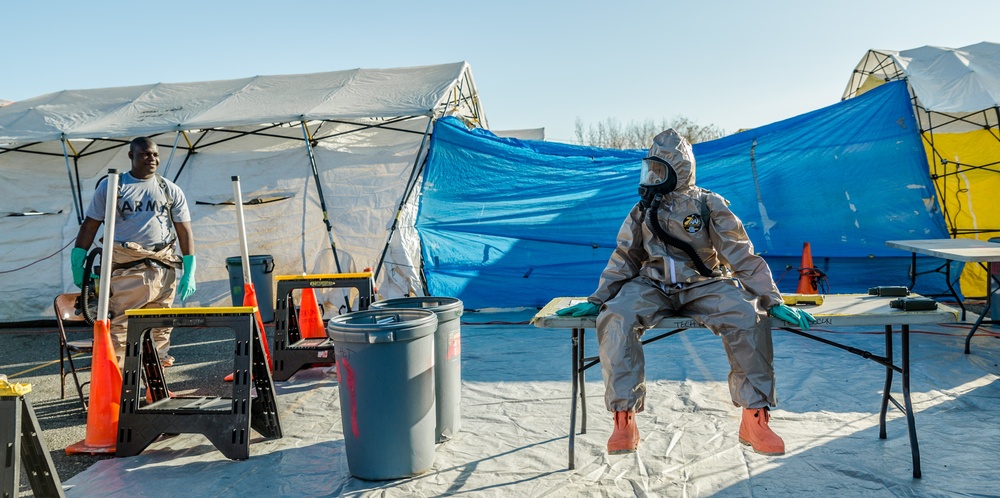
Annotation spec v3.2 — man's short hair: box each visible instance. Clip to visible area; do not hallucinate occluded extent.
[130,136,156,152]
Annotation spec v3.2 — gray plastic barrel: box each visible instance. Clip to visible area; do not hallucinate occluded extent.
[370,297,463,443]
[226,255,275,322]
[327,309,437,480]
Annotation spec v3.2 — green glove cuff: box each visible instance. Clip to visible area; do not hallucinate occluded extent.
[71,247,87,288]
[71,247,87,267]
[182,254,196,275]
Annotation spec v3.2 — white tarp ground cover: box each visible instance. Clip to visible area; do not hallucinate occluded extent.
[63,310,1000,496]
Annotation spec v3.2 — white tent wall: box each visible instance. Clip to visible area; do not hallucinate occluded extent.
[0,126,427,322]
[172,126,429,316]
[0,145,115,321]
[0,62,485,323]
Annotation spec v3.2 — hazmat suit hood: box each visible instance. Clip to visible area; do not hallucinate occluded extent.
[645,129,695,191]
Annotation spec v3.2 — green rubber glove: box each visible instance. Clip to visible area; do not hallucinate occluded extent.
[769,303,816,330]
[555,302,600,317]
[177,254,197,301]
[71,247,87,288]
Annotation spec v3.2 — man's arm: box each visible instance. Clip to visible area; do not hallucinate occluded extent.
[174,221,195,255]
[74,218,102,249]
[590,205,646,305]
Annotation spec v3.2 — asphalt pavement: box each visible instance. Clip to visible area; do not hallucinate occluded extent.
[1,321,270,497]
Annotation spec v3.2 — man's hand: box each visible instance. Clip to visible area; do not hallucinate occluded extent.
[769,303,816,330]
[177,255,197,301]
[555,302,600,317]
[71,247,87,288]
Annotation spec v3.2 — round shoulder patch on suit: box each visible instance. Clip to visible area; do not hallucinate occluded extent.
[683,214,704,233]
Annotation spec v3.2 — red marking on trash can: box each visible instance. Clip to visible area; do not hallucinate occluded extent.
[338,357,360,438]
[447,332,461,361]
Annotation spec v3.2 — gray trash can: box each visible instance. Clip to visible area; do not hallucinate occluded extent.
[327,309,437,480]
[371,297,463,443]
[226,255,275,322]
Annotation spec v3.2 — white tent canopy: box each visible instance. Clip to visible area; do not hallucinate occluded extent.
[843,41,1000,132]
[0,62,486,322]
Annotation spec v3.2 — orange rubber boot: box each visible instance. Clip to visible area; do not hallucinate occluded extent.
[607,411,640,454]
[739,407,785,455]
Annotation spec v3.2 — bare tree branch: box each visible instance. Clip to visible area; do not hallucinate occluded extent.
[574,116,726,148]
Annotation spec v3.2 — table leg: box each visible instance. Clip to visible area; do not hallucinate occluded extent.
[901,325,921,478]
[964,261,998,354]
[879,325,892,440]
[569,327,580,470]
[943,260,967,321]
[579,328,588,435]
[907,252,917,290]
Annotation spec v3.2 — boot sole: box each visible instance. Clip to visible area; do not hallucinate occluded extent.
[739,437,784,456]
[607,447,638,455]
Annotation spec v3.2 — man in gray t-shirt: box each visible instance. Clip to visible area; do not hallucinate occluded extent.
[70,137,197,367]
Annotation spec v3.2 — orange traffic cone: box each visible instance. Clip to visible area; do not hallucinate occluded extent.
[796,242,818,294]
[224,283,273,382]
[299,287,326,339]
[243,283,273,368]
[363,266,378,296]
[66,319,121,455]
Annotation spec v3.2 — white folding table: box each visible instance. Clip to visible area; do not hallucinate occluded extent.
[532,294,960,478]
[886,238,1000,353]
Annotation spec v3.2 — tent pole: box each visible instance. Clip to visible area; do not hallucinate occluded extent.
[61,137,84,224]
[372,114,435,286]
[169,130,206,182]
[159,131,182,179]
[299,121,343,272]
[300,120,352,311]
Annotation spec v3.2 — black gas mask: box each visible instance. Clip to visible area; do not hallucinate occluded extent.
[638,156,677,208]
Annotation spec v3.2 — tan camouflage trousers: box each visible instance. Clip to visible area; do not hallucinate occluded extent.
[107,243,181,366]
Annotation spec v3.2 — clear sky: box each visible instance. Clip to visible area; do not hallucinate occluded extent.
[2,1,997,143]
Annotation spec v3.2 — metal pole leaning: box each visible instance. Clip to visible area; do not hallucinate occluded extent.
[67,169,122,455]
[231,176,272,368]
[232,177,253,286]
[300,121,351,312]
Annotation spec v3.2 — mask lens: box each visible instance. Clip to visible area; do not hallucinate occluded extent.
[640,158,669,186]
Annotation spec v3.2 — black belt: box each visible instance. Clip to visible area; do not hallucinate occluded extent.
[113,258,174,271]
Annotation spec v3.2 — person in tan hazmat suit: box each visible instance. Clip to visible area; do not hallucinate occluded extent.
[557,129,814,456]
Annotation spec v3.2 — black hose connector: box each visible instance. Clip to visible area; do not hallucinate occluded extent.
[79,248,101,325]
[646,194,721,278]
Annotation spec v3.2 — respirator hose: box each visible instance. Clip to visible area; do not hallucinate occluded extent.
[645,195,720,278]
[79,248,101,325]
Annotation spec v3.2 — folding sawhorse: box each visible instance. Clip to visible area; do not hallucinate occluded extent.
[1,383,64,497]
[271,272,375,381]
[116,306,282,460]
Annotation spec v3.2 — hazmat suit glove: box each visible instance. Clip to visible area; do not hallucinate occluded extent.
[71,247,87,288]
[177,255,197,301]
[769,303,817,330]
[555,302,600,317]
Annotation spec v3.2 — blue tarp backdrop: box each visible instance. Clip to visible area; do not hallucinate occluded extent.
[418,81,953,309]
